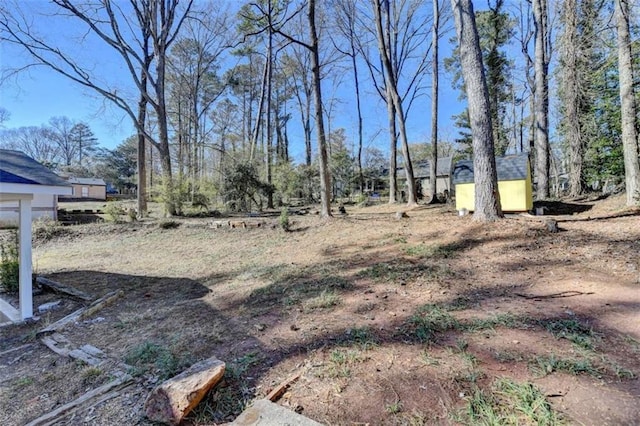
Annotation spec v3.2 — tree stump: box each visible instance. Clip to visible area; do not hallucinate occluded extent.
[144,357,225,425]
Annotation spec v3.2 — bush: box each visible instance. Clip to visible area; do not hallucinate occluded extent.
[103,203,125,223]
[279,208,290,231]
[0,230,19,293]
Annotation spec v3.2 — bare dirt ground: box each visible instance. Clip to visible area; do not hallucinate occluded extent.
[1,194,639,425]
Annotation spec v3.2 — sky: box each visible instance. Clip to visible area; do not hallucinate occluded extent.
[0,0,471,165]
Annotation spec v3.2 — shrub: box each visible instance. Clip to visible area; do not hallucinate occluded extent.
[0,230,19,293]
[103,203,125,223]
[279,208,290,231]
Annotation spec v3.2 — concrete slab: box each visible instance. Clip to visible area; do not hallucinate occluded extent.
[231,399,323,426]
[0,296,20,325]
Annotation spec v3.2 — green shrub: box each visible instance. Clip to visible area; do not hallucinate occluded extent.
[103,203,125,223]
[0,230,19,293]
[279,208,290,231]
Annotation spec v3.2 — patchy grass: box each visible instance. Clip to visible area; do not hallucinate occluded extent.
[529,354,599,378]
[124,341,192,380]
[303,289,341,311]
[326,348,365,378]
[464,312,526,332]
[339,326,378,350]
[459,378,562,425]
[543,318,598,351]
[405,304,459,343]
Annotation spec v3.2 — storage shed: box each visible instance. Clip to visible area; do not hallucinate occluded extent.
[0,149,72,321]
[66,177,107,200]
[453,153,533,212]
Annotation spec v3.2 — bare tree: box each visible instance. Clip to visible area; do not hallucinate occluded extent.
[371,0,422,206]
[356,0,431,204]
[450,0,502,221]
[428,0,445,203]
[48,116,76,167]
[533,0,550,199]
[332,0,366,193]
[615,0,640,206]
[0,126,60,166]
[0,0,193,216]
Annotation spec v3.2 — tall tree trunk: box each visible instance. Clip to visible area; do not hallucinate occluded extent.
[615,0,640,206]
[309,0,332,218]
[386,87,398,204]
[351,50,364,193]
[373,0,417,206]
[451,0,502,221]
[266,17,274,209]
[136,93,148,218]
[561,0,584,197]
[533,0,550,199]
[251,59,269,163]
[429,0,440,204]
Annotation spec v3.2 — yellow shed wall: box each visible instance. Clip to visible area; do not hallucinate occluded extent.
[455,178,533,212]
[455,183,475,211]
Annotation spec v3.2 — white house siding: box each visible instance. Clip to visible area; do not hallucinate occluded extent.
[0,194,57,225]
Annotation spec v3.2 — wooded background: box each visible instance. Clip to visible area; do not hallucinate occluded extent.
[1,0,638,220]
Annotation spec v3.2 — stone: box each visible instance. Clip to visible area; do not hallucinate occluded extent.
[231,399,322,426]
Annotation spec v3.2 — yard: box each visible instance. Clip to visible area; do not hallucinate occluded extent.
[1,194,639,425]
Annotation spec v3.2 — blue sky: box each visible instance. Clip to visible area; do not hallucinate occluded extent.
[0,1,475,164]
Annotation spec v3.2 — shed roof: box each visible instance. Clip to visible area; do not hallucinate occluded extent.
[0,149,70,187]
[67,177,106,186]
[397,156,454,179]
[452,153,530,185]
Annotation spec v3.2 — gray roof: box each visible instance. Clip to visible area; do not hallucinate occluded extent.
[0,149,70,187]
[453,153,530,184]
[67,177,106,186]
[398,156,454,179]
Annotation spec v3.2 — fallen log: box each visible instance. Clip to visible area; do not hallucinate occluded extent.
[79,290,124,320]
[36,277,93,301]
[25,374,133,426]
[37,290,123,338]
[144,357,225,425]
[37,308,85,336]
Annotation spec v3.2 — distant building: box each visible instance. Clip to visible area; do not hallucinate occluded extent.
[0,149,72,226]
[397,156,454,199]
[65,177,107,200]
[453,153,533,212]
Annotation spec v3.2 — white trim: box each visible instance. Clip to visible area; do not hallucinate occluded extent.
[0,182,72,197]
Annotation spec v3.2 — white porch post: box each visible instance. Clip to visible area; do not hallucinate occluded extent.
[18,197,33,320]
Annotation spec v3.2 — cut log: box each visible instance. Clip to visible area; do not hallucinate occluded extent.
[36,276,93,301]
[144,357,225,425]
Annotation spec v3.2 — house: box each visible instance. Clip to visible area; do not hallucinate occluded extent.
[453,153,533,212]
[66,177,107,200]
[397,156,454,199]
[0,150,71,226]
[0,149,72,321]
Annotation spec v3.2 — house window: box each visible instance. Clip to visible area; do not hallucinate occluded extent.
[82,187,89,197]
